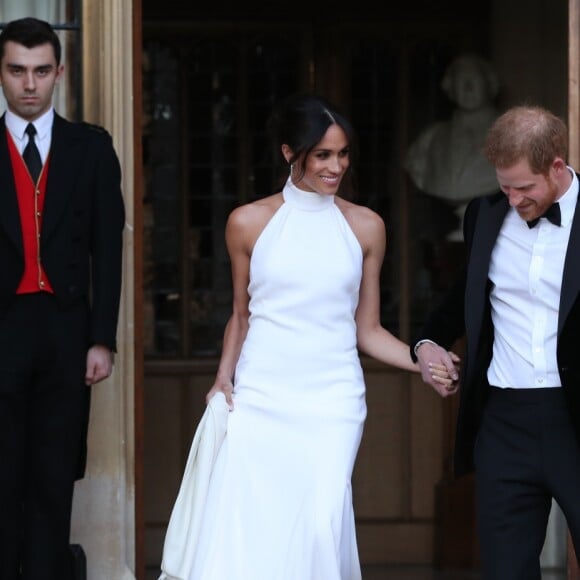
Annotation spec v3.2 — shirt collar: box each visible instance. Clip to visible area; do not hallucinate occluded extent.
[5,108,54,142]
[557,167,579,227]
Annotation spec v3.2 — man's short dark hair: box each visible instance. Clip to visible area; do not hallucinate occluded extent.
[0,17,61,65]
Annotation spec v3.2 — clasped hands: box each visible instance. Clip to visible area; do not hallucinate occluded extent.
[416,342,461,397]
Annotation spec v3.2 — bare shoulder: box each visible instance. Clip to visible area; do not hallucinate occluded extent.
[227,193,284,250]
[335,197,386,250]
[228,193,283,228]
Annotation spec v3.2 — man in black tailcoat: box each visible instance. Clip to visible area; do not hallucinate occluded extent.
[0,17,125,580]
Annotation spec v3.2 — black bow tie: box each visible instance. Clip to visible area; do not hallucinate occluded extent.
[526,202,561,228]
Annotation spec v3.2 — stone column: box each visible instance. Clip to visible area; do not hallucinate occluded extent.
[70,0,136,578]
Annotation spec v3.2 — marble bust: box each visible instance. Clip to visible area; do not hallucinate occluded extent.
[405,54,501,240]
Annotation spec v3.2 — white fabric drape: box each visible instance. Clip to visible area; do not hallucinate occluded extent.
[0,0,64,20]
[159,393,230,580]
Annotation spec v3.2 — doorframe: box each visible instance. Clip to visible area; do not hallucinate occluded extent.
[567,5,580,577]
[132,0,145,577]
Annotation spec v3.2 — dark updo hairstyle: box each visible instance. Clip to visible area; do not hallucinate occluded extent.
[0,17,61,66]
[267,93,358,199]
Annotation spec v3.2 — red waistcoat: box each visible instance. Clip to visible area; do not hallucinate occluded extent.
[6,131,54,294]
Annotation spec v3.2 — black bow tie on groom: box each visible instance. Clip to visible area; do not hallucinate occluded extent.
[526,202,561,228]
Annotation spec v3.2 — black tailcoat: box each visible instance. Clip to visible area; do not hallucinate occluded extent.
[0,113,125,351]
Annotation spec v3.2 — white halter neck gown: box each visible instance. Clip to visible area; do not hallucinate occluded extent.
[188,179,367,580]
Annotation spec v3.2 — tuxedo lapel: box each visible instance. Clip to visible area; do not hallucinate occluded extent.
[464,194,509,336]
[41,114,82,242]
[0,116,24,253]
[559,191,580,334]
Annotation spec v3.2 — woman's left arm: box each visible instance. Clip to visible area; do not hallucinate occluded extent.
[351,207,419,372]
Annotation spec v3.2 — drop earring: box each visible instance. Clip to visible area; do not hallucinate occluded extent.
[290,163,294,177]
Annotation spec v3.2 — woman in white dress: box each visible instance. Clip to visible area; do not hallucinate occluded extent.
[163,94,459,580]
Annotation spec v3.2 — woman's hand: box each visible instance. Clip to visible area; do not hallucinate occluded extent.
[206,377,235,410]
[417,344,461,397]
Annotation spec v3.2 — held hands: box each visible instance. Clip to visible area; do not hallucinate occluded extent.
[206,377,235,410]
[416,342,461,397]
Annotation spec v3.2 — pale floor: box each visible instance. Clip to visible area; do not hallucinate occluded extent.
[361,564,566,579]
[146,564,567,579]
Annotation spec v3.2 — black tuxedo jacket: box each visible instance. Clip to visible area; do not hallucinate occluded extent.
[412,183,580,477]
[0,113,125,350]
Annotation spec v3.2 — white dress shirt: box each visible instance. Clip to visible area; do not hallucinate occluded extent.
[5,108,54,163]
[487,168,578,388]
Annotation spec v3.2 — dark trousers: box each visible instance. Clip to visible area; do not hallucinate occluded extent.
[0,293,90,580]
[475,386,580,580]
